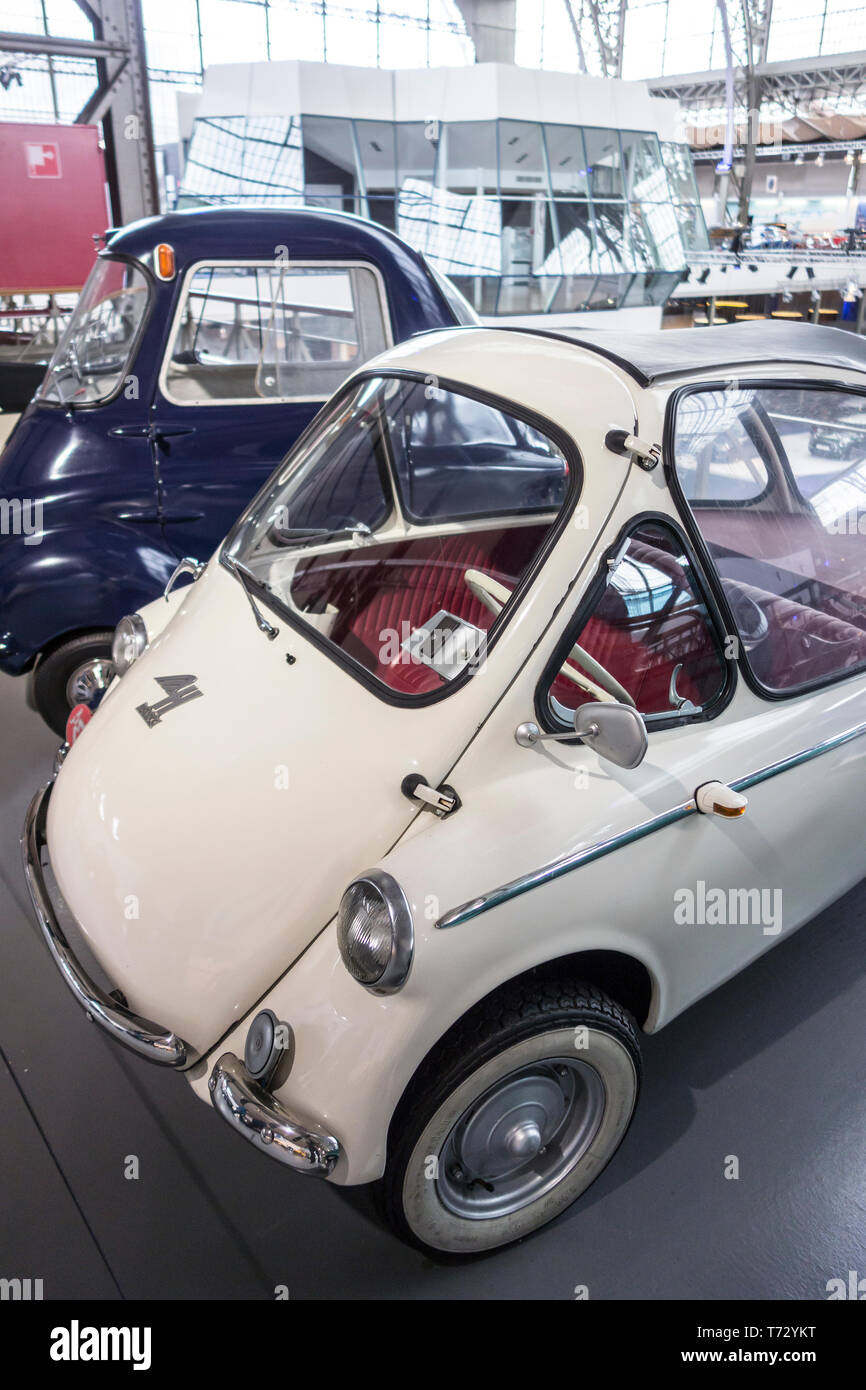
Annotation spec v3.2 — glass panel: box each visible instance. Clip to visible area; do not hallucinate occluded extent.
[162,265,387,405]
[395,121,439,186]
[229,375,572,698]
[499,120,548,197]
[501,199,557,278]
[354,120,397,194]
[239,116,304,203]
[367,197,397,231]
[549,275,595,313]
[545,520,726,723]
[675,386,866,692]
[439,121,498,195]
[583,127,623,198]
[620,130,665,200]
[496,276,561,314]
[182,117,246,200]
[543,124,588,197]
[662,140,701,202]
[397,184,501,277]
[546,201,594,275]
[673,201,710,254]
[302,116,360,214]
[585,273,626,309]
[37,258,149,406]
[628,201,686,271]
[591,202,629,272]
[450,276,501,315]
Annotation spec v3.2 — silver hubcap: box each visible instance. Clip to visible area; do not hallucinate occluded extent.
[437,1057,606,1220]
[65,657,115,709]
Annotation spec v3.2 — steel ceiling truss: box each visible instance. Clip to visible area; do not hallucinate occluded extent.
[650,56,866,109]
[564,0,627,79]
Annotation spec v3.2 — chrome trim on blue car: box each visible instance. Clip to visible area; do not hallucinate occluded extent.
[436,718,866,930]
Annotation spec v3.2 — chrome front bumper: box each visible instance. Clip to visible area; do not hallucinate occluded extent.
[209,1053,340,1176]
[21,781,193,1068]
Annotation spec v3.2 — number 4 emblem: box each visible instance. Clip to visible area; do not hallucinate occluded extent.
[136,675,203,728]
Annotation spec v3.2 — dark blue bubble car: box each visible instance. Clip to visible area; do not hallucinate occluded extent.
[0,206,475,733]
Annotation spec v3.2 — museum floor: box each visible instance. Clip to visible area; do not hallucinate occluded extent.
[1,671,864,1301]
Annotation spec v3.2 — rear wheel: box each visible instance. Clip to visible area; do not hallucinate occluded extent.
[380,979,641,1255]
[31,631,115,737]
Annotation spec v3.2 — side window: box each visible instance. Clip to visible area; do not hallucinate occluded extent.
[673,385,866,693]
[544,520,728,726]
[162,263,389,405]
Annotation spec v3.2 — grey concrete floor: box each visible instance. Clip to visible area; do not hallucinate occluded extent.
[1,670,864,1301]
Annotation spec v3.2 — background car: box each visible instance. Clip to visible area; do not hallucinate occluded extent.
[0,206,475,734]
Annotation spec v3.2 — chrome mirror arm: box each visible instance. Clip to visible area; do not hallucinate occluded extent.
[164,556,205,601]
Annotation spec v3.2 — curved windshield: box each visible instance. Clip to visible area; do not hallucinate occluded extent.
[37,257,149,406]
[226,375,572,697]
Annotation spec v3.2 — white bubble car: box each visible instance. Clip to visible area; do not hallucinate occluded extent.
[23,322,866,1254]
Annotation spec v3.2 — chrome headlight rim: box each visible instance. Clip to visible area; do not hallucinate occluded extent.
[338,868,414,995]
[111,612,148,678]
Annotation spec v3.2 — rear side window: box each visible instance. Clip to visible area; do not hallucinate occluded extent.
[673,385,866,693]
[543,520,727,726]
[161,263,389,405]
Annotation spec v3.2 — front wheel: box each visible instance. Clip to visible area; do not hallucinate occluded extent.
[380,980,641,1256]
[31,631,115,737]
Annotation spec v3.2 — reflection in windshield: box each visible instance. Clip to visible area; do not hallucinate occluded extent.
[37,258,149,406]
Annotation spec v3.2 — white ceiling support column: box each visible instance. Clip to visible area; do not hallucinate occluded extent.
[454,0,517,64]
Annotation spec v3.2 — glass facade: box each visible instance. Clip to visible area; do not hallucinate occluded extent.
[181,117,706,314]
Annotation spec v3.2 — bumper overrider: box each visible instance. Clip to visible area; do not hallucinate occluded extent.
[21,777,342,1177]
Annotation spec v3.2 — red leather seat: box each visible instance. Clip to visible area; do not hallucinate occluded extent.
[290,525,549,693]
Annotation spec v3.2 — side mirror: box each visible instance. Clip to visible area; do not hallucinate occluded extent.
[573,701,647,769]
[515,700,648,770]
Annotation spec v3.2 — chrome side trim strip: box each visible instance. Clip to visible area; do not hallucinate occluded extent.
[209,1053,341,1176]
[436,717,866,931]
[21,781,194,1067]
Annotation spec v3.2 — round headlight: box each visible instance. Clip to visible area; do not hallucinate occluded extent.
[111,613,148,677]
[337,870,414,994]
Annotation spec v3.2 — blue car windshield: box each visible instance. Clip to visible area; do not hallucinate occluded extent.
[38,257,150,406]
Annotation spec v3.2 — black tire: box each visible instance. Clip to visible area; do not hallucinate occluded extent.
[380,977,642,1256]
[31,631,115,737]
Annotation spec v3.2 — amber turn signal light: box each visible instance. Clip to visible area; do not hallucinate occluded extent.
[155,243,175,280]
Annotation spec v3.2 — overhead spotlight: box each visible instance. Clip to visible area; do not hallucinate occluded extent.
[811,289,821,302]
[697,267,711,284]
[782,290,793,303]
[795,153,805,165]
[843,280,861,303]
[845,150,856,165]
[786,265,797,279]
[815,152,825,166]
[720,264,728,273]
[806,266,815,279]
[680,267,692,283]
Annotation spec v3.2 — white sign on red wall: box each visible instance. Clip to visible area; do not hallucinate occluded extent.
[25,142,62,178]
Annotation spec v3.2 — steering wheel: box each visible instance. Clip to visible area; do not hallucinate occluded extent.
[463,568,636,707]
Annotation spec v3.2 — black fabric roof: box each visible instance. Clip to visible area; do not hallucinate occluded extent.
[520,321,866,386]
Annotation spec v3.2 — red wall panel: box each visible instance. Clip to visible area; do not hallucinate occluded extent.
[0,123,110,294]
